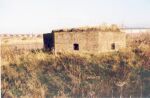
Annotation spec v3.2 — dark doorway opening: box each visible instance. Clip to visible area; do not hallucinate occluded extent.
[111,43,115,50]
[74,43,79,50]
[43,33,54,50]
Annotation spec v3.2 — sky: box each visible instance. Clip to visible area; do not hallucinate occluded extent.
[0,0,150,34]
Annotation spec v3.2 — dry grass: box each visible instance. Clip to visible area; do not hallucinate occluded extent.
[127,32,150,50]
[1,32,150,98]
[54,24,120,32]
[1,48,150,98]
[1,35,43,45]
[1,35,43,50]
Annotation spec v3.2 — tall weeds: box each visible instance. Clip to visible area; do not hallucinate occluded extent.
[1,33,150,98]
[1,47,150,98]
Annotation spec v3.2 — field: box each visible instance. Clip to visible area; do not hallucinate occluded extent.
[1,33,150,98]
[0,35,43,50]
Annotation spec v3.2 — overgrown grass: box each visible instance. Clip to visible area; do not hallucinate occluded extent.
[1,33,150,98]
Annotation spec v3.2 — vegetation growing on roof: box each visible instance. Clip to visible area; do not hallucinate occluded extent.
[53,24,121,32]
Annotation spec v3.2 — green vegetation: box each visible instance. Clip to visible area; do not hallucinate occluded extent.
[1,33,150,98]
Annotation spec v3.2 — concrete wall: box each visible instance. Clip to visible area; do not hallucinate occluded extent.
[54,31,126,53]
[98,32,126,53]
[54,31,99,53]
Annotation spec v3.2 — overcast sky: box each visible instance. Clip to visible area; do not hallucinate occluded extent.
[0,0,150,34]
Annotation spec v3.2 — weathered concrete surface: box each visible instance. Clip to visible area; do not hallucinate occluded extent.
[98,32,126,53]
[54,31,100,53]
[52,29,126,53]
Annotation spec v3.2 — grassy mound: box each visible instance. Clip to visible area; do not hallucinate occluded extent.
[1,47,150,98]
